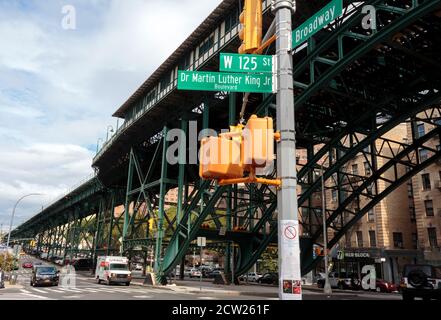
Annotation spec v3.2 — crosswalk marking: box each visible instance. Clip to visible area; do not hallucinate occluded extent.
[20,289,52,300]
[31,288,47,294]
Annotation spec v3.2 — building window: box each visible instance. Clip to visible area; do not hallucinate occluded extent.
[331,190,337,202]
[369,230,377,247]
[407,183,414,197]
[199,35,214,58]
[225,8,239,33]
[412,233,418,249]
[178,55,191,70]
[160,72,171,91]
[367,183,374,195]
[422,173,431,190]
[364,162,371,175]
[419,149,428,162]
[428,228,438,248]
[393,232,404,249]
[424,200,434,216]
[367,209,375,222]
[356,231,363,248]
[409,206,416,221]
[417,123,425,138]
[352,164,359,176]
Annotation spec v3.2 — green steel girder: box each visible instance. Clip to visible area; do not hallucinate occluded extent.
[298,90,441,210]
[303,126,441,274]
[161,183,227,275]
[293,0,441,109]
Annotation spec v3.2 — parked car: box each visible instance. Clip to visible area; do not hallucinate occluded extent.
[374,279,399,293]
[242,272,263,282]
[207,268,224,278]
[189,268,202,278]
[400,264,441,301]
[71,258,93,271]
[257,273,278,285]
[317,272,360,290]
[134,264,143,271]
[22,262,33,269]
[30,266,59,287]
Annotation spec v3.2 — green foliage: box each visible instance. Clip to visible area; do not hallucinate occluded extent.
[260,247,278,273]
[0,253,16,272]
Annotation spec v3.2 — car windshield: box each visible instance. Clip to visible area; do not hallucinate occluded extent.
[36,267,57,274]
[110,263,128,270]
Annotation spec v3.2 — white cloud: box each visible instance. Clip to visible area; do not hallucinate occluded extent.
[0,0,221,228]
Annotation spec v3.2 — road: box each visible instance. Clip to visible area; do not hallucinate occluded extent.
[0,255,402,300]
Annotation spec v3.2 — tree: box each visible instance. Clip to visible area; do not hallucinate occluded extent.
[260,247,278,273]
[0,253,16,272]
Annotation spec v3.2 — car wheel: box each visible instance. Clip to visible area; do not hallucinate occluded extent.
[317,282,324,289]
[96,277,101,284]
[125,282,130,286]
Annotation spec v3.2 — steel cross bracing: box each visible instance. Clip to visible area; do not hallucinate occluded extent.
[8,0,441,280]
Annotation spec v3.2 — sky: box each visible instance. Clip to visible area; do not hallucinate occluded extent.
[0,0,221,233]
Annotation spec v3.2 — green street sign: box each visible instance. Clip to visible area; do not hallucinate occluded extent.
[292,0,343,49]
[219,53,274,73]
[178,70,274,93]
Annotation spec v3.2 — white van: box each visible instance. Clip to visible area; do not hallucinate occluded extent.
[95,256,132,286]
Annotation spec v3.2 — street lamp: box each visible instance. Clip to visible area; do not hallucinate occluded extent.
[321,163,332,296]
[96,138,104,154]
[6,193,44,250]
[106,125,114,142]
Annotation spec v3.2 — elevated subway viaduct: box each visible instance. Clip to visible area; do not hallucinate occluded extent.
[8,0,441,280]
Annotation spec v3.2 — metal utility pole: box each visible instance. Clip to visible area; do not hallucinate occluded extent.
[273,0,301,300]
[321,164,332,296]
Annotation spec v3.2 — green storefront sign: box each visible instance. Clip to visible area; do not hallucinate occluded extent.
[292,0,343,49]
[178,70,274,93]
[219,53,274,73]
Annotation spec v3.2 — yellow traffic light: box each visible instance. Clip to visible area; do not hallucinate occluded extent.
[148,218,154,231]
[238,0,262,54]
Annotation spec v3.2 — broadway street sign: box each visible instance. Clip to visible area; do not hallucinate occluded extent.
[177,70,274,93]
[219,53,274,73]
[292,0,343,49]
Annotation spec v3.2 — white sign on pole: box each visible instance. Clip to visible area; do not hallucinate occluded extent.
[197,237,206,247]
[279,220,302,300]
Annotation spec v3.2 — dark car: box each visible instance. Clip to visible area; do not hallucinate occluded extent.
[71,258,93,271]
[31,266,59,287]
[401,264,441,301]
[257,273,278,285]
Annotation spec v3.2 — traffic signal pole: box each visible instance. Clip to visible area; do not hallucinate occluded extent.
[272,0,302,300]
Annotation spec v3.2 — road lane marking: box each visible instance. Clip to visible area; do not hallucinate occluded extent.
[132,295,153,299]
[20,289,52,300]
[45,288,66,293]
[31,288,47,294]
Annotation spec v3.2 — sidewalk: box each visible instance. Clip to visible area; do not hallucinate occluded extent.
[131,277,278,298]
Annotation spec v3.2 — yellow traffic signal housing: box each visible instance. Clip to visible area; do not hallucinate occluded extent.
[238,0,263,54]
[199,136,244,180]
[242,115,275,169]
